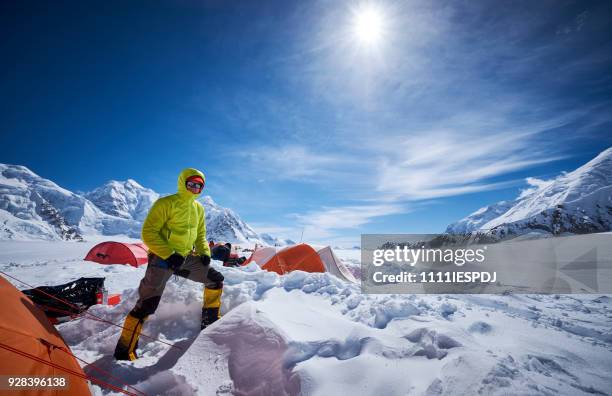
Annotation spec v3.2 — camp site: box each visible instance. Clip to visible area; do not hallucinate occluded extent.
[2,1,612,395]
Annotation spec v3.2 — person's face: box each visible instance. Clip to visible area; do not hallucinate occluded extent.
[186,179,204,194]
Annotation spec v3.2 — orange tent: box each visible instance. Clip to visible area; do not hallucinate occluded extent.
[85,241,148,267]
[245,244,358,283]
[0,275,92,395]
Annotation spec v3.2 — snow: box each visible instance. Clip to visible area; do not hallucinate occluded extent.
[0,207,60,240]
[1,240,611,395]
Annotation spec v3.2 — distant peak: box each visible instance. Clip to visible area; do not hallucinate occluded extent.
[101,179,145,190]
[126,179,144,188]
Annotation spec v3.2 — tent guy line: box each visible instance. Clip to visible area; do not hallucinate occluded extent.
[0,270,183,351]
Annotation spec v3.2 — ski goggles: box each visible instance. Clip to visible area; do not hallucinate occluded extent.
[186,180,204,193]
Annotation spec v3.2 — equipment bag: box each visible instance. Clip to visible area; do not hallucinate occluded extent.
[22,277,106,322]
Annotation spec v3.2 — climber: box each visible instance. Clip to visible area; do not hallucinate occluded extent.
[114,168,224,361]
[211,242,232,263]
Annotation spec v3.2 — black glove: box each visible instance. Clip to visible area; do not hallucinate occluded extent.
[165,253,185,270]
[224,257,238,267]
[207,266,224,289]
[200,255,211,266]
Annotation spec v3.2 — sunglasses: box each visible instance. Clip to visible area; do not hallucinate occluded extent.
[186,180,204,191]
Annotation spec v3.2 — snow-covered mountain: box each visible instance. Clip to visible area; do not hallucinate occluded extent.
[0,164,141,241]
[446,147,612,239]
[199,196,274,245]
[260,233,296,247]
[84,179,159,222]
[0,164,286,245]
[446,200,515,234]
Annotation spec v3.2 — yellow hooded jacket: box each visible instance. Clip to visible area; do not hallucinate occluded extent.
[141,168,211,259]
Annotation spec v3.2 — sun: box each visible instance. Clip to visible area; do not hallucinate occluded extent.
[352,5,385,46]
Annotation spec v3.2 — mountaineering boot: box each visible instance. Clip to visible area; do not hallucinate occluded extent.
[114,313,147,360]
[201,287,222,330]
[201,307,220,330]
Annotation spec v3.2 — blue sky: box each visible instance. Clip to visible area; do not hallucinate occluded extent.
[1,1,611,245]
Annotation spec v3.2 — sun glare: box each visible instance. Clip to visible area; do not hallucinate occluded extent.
[352,5,385,46]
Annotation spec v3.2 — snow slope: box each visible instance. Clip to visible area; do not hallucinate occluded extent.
[1,240,610,395]
[447,147,612,239]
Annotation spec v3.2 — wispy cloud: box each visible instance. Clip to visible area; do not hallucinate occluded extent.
[292,203,406,241]
[374,121,570,200]
[235,113,573,243]
[249,145,336,178]
[241,144,362,182]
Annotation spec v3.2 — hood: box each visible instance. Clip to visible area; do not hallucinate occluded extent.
[177,167,206,200]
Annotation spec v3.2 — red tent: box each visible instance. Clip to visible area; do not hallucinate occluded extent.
[85,241,148,267]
